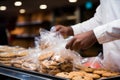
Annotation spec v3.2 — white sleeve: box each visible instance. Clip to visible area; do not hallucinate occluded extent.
[71,5,102,35]
[93,19,120,44]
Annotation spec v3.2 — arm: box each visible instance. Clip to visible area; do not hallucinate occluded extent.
[72,5,102,35]
[93,19,120,44]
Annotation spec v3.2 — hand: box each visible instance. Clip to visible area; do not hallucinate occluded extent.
[55,25,74,37]
[66,30,97,51]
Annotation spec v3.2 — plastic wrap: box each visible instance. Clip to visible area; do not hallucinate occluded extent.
[80,53,104,69]
[36,29,82,75]
[11,48,41,71]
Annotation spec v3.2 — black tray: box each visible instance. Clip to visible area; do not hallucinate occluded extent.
[0,65,68,80]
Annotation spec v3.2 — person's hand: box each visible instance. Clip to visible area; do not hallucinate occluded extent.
[66,30,97,51]
[55,25,74,37]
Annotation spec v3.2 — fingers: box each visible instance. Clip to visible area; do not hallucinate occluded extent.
[72,40,81,51]
[66,37,82,51]
[66,38,75,50]
[55,25,62,31]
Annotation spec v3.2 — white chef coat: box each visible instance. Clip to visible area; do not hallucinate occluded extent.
[71,0,120,72]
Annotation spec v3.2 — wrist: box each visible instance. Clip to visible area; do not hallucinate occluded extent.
[91,30,97,42]
[68,27,74,36]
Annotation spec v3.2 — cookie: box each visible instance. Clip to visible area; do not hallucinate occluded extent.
[56,72,70,79]
[22,62,37,71]
[11,59,24,64]
[60,61,73,72]
[0,61,11,64]
[0,52,16,58]
[93,70,107,75]
[81,67,93,73]
[72,76,83,80]
[85,73,100,79]
[4,63,12,66]
[69,71,86,78]
[12,64,21,68]
[48,69,60,75]
[52,56,65,63]
[15,51,28,57]
[102,72,119,77]
[39,51,54,61]
[72,76,93,80]
[39,68,48,73]
[0,57,14,61]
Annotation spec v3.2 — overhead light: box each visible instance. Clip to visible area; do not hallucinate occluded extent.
[39,4,47,9]
[14,1,22,6]
[19,9,26,14]
[0,6,7,11]
[85,1,93,9]
[68,0,77,3]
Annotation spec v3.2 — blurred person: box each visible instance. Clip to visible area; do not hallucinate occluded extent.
[55,0,120,72]
[0,17,9,45]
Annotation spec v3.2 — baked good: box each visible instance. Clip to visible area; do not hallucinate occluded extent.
[56,72,70,79]
[39,51,54,61]
[12,64,21,68]
[0,57,13,61]
[85,73,100,79]
[102,72,120,77]
[22,62,38,71]
[0,52,16,58]
[93,70,107,75]
[0,61,11,64]
[72,76,93,80]
[68,71,86,78]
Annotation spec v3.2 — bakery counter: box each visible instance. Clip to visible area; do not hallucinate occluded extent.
[0,65,68,80]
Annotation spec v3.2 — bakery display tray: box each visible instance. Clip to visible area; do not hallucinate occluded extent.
[0,65,68,80]
[0,65,120,80]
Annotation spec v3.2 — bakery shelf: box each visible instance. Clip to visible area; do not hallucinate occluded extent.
[16,21,51,27]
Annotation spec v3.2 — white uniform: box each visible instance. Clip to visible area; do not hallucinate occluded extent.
[72,0,120,71]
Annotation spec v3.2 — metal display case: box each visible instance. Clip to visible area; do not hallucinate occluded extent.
[0,65,120,80]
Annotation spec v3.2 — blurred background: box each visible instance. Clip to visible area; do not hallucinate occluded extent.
[0,0,101,57]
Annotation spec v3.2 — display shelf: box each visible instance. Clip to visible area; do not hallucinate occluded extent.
[16,21,51,28]
[11,35,36,39]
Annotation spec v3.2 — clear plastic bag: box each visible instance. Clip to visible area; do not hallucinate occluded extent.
[36,29,82,75]
[35,28,64,50]
[80,53,104,69]
[11,48,41,71]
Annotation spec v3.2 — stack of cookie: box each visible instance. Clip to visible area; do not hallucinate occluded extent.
[56,67,120,80]
[11,57,39,71]
[38,51,73,75]
[11,48,40,71]
[0,46,28,66]
[0,52,16,66]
